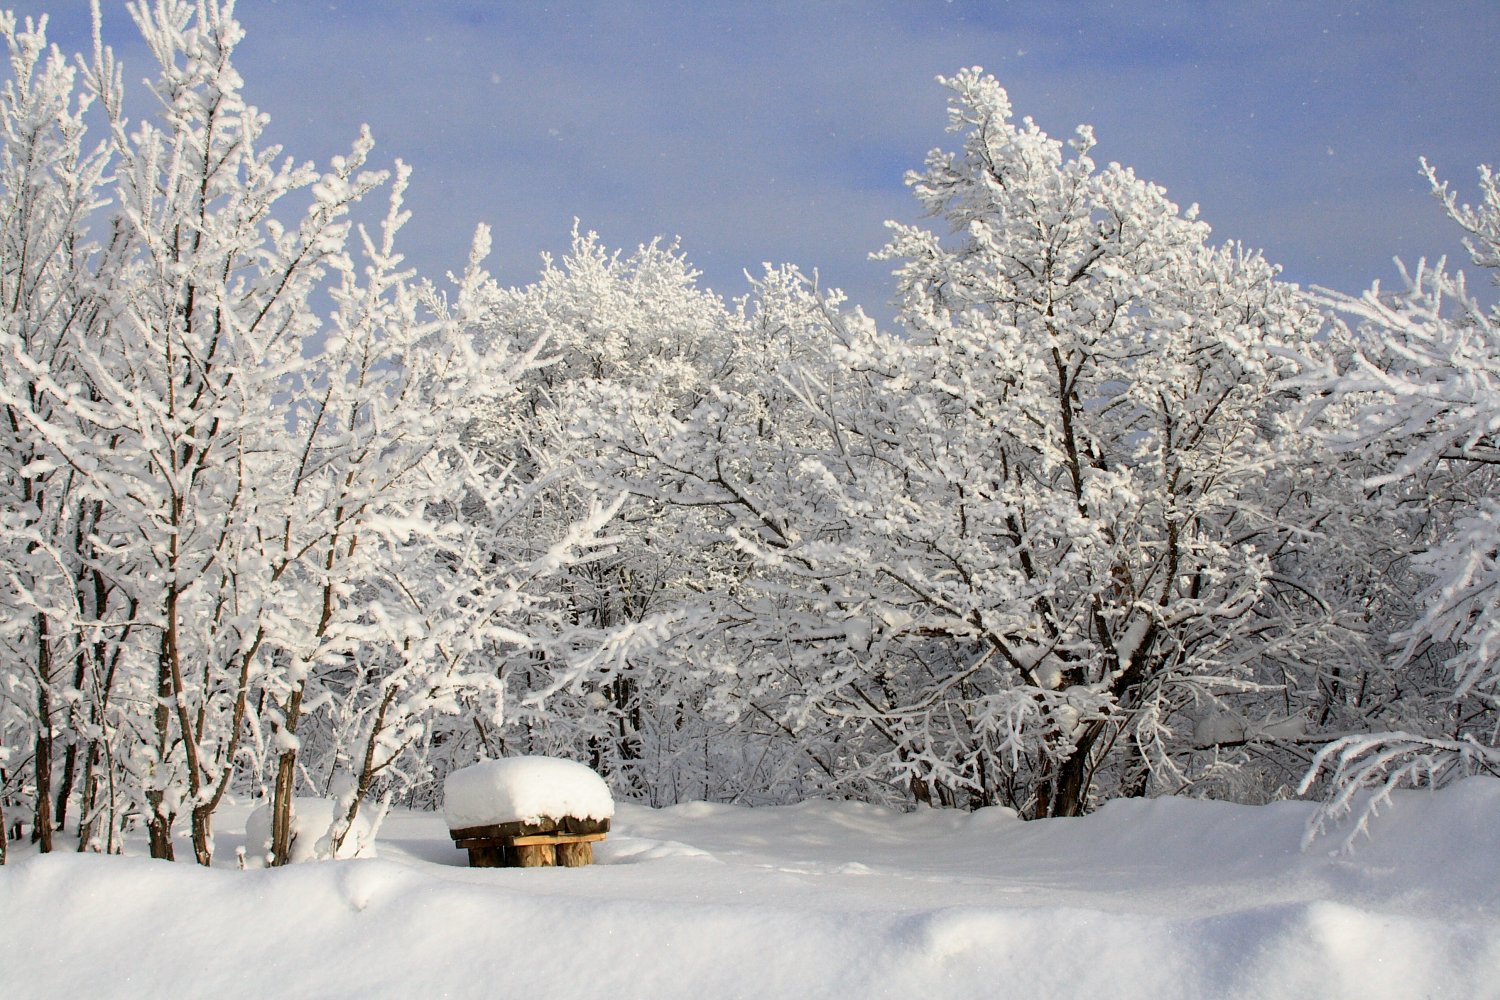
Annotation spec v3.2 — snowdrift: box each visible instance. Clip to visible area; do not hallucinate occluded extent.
[3,779,1499,999]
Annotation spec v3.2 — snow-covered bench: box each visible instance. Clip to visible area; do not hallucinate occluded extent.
[443,756,614,868]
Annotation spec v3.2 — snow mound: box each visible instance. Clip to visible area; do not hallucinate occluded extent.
[443,755,615,829]
[243,797,376,866]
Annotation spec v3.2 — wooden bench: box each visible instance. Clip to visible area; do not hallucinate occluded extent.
[450,815,611,868]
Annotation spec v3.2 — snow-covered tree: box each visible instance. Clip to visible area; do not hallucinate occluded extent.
[600,70,1337,817]
[848,70,1334,815]
[0,1,620,865]
[559,259,876,805]
[462,227,757,804]
[0,9,120,859]
[1299,160,1500,841]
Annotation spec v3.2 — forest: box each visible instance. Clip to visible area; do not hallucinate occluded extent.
[1,1,1497,868]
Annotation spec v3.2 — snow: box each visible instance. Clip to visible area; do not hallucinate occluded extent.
[443,755,616,829]
[4,779,1500,998]
[242,797,377,866]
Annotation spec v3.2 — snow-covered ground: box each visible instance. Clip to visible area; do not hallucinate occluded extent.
[4,779,1499,999]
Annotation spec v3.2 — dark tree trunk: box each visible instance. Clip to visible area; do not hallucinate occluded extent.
[32,616,53,852]
[0,773,8,865]
[1047,747,1093,818]
[909,773,933,807]
[147,807,175,860]
[1033,720,1108,819]
[53,727,78,834]
[76,742,99,851]
[270,685,306,867]
[147,631,176,861]
[54,628,96,833]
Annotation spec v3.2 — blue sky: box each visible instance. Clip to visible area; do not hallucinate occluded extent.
[14,2,1500,321]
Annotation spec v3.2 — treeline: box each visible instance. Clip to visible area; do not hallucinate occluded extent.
[0,5,1495,865]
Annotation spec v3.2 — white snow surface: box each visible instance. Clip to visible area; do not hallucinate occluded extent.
[443,755,615,829]
[4,778,1500,999]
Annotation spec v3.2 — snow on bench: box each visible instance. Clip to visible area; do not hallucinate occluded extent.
[444,756,614,868]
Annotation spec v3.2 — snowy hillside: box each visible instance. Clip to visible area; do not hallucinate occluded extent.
[4,779,1499,1000]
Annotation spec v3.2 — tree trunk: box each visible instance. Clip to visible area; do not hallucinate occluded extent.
[270,751,298,865]
[54,636,95,833]
[159,583,216,866]
[53,726,78,834]
[147,633,177,861]
[190,802,214,867]
[909,773,933,807]
[1047,748,1092,818]
[32,616,53,852]
[1033,721,1106,819]
[76,743,99,851]
[270,684,306,867]
[147,808,175,860]
[79,585,130,853]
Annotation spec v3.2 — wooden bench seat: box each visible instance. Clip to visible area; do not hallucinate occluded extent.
[450,815,611,868]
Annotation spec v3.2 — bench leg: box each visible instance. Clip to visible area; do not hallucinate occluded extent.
[515,843,556,867]
[467,843,505,868]
[457,834,600,868]
[556,841,593,867]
